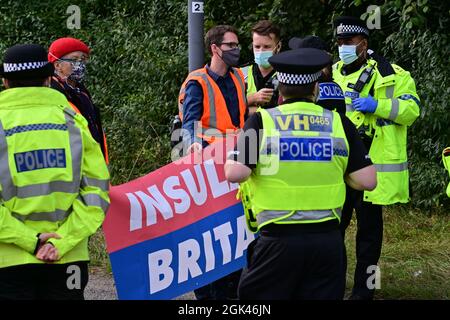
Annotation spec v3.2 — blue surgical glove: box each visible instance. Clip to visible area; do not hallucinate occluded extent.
[353,95,378,113]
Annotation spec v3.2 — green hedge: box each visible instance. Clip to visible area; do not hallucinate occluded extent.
[0,0,448,209]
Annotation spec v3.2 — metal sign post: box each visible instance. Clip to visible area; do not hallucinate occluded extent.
[188,0,204,72]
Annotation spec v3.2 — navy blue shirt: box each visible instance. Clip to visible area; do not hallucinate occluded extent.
[182,65,245,148]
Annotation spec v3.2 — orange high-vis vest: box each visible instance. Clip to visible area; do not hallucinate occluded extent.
[178,67,247,144]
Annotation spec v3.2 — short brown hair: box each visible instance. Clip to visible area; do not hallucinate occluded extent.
[251,20,280,42]
[205,25,238,54]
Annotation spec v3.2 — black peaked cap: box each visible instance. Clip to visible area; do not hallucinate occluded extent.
[333,16,369,39]
[0,44,54,80]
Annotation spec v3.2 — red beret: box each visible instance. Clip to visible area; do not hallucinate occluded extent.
[48,37,90,63]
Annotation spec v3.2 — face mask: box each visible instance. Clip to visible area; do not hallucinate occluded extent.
[220,48,240,67]
[338,41,363,65]
[254,50,273,68]
[68,61,87,83]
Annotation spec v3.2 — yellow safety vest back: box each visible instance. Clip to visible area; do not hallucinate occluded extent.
[239,101,349,232]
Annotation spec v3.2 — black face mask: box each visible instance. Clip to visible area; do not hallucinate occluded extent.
[220,48,240,67]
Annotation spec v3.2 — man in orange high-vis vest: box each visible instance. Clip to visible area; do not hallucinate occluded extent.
[178,25,248,155]
[177,25,247,300]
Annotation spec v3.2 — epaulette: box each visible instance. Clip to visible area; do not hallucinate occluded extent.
[368,50,395,77]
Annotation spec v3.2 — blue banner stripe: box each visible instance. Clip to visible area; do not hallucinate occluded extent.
[109,203,253,300]
[5,123,67,137]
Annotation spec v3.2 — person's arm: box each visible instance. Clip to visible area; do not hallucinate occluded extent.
[247,88,274,116]
[345,165,377,191]
[224,160,252,183]
[340,114,377,191]
[225,113,262,183]
[247,88,274,106]
[0,203,40,253]
[181,80,204,152]
[49,118,110,259]
[373,67,420,126]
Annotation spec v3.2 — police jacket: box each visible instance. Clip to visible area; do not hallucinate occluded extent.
[443,147,450,197]
[333,56,420,205]
[0,87,110,268]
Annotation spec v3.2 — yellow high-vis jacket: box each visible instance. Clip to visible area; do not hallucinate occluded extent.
[0,87,110,268]
[443,147,450,197]
[333,58,420,205]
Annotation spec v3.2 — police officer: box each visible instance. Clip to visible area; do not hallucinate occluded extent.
[332,16,420,300]
[443,147,450,197]
[0,44,109,300]
[241,20,281,114]
[288,35,345,114]
[224,48,377,299]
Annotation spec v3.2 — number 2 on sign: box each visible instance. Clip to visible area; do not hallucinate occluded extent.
[192,2,204,13]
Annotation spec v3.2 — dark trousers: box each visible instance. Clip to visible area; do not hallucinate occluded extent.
[340,186,383,299]
[194,270,242,300]
[238,225,344,300]
[0,262,89,300]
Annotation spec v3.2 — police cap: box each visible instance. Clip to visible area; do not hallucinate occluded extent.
[333,16,369,39]
[268,48,330,85]
[0,44,54,80]
[288,35,331,53]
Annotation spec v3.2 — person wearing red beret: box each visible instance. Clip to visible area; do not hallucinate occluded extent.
[48,37,108,163]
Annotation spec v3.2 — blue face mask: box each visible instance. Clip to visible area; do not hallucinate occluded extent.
[254,50,273,68]
[338,41,362,65]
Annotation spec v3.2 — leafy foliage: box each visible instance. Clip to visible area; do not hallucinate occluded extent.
[0,0,448,208]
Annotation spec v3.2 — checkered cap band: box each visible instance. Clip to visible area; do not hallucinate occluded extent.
[277,71,322,85]
[336,24,369,36]
[3,61,49,73]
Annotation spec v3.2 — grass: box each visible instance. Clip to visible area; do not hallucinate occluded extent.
[89,207,450,299]
[89,228,112,273]
[344,207,450,299]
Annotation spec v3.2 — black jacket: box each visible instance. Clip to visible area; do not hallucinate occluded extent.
[51,76,107,159]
